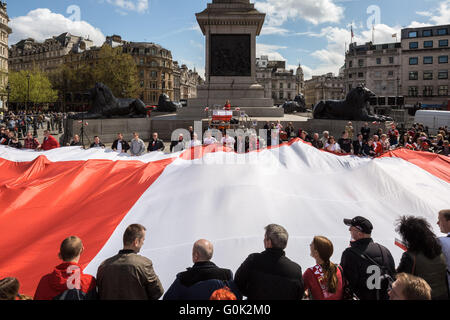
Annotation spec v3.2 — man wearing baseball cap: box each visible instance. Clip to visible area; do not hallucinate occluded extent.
[340,216,395,300]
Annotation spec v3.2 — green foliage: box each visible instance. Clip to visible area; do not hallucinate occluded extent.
[9,69,58,103]
[54,45,140,99]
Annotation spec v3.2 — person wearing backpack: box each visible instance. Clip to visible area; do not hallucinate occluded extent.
[340,216,396,300]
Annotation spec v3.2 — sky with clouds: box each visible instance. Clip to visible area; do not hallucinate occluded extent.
[6,0,450,80]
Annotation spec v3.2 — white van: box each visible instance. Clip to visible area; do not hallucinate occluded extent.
[414,110,450,133]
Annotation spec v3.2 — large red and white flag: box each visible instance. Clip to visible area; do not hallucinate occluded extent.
[0,140,449,296]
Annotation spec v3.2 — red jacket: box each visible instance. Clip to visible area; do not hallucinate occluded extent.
[34,262,96,300]
[41,135,60,151]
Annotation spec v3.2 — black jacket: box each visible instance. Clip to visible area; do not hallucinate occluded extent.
[112,139,130,152]
[353,140,364,156]
[170,140,185,153]
[163,261,236,300]
[234,248,304,300]
[340,238,395,300]
[148,139,165,152]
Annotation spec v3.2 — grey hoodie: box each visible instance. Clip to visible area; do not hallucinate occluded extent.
[130,138,146,156]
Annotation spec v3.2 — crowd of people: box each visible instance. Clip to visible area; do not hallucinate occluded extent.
[1,209,449,301]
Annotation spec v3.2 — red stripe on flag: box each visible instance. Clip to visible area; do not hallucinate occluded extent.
[0,155,175,296]
[379,148,450,183]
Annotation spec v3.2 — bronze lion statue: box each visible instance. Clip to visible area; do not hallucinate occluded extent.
[313,85,392,122]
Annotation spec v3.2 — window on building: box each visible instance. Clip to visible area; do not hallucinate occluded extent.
[388,70,394,77]
[358,72,364,78]
[140,81,144,88]
[423,41,433,48]
[280,83,283,89]
[438,70,448,79]
[438,85,448,96]
[139,58,144,65]
[439,39,449,47]
[423,56,433,64]
[151,71,157,79]
[409,71,418,80]
[408,31,418,38]
[349,61,353,68]
[408,86,418,97]
[349,73,353,79]
[389,57,394,64]
[423,86,433,96]
[437,28,448,36]
[409,42,418,49]
[423,71,433,80]
[358,59,364,67]
[409,57,418,65]
[438,55,448,64]
[422,30,432,37]
[376,58,381,64]
[375,71,381,78]
[139,70,145,78]
[279,92,284,100]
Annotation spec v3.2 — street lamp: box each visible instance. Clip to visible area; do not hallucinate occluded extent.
[26,73,30,112]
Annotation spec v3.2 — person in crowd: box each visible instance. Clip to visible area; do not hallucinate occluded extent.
[203,130,217,146]
[129,132,146,156]
[433,134,444,151]
[224,100,231,111]
[285,122,296,140]
[372,135,383,157]
[345,121,354,139]
[234,134,248,154]
[361,122,370,142]
[338,131,353,154]
[437,209,450,288]
[311,133,323,150]
[0,277,32,300]
[23,132,41,150]
[89,136,105,149]
[388,273,431,300]
[380,134,390,153]
[0,126,7,145]
[248,133,259,152]
[39,130,60,151]
[340,216,396,300]
[300,130,312,143]
[439,140,449,156]
[234,224,304,300]
[362,137,376,157]
[170,134,186,153]
[210,286,237,300]
[112,133,130,153]
[303,236,343,300]
[396,216,449,300]
[320,131,330,147]
[375,128,383,140]
[2,130,14,146]
[34,236,97,300]
[69,134,82,147]
[96,224,164,300]
[221,132,236,149]
[325,136,341,153]
[188,126,195,140]
[388,123,399,147]
[8,135,22,149]
[147,132,164,152]
[163,239,237,300]
[276,120,283,130]
[353,133,364,156]
[189,132,202,148]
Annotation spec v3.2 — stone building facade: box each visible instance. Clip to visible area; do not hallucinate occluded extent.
[304,73,345,108]
[9,32,94,73]
[400,25,450,107]
[0,1,11,109]
[173,61,202,102]
[256,55,303,105]
[343,42,402,98]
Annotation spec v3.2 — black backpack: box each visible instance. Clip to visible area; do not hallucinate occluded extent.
[349,244,394,300]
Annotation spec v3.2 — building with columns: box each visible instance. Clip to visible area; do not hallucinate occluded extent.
[304,73,345,108]
[0,1,11,110]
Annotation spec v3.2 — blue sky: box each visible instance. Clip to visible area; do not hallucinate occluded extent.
[6,0,450,79]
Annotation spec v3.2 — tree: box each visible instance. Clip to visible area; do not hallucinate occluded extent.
[9,69,58,105]
[54,45,140,100]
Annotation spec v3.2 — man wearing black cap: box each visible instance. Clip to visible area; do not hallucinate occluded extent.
[340,216,395,300]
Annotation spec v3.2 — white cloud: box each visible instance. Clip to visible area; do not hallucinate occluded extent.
[9,8,106,46]
[105,0,149,13]
[255,0,345,26]
[256,43,288,61]
[428,0,450,25]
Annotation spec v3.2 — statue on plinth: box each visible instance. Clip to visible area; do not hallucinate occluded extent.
[313,85,392,122]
